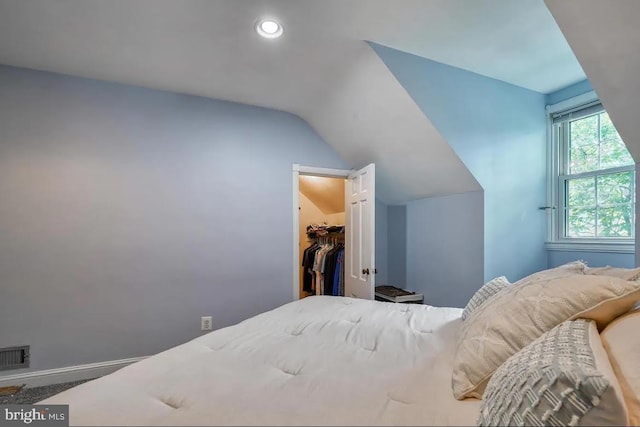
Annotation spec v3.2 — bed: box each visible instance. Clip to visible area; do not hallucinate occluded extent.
[42,262,640,426]
[42,296,481,426]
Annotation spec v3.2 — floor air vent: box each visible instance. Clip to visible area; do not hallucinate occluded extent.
[0,346,30,371]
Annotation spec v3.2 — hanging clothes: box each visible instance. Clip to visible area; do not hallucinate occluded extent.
[323,243,343,296]
[313,242,333,294]
[302,243,319,293]
[304,224,345,297]
[333,250,344,297]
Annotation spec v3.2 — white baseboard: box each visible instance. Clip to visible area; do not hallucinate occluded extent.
[0,356,148,388]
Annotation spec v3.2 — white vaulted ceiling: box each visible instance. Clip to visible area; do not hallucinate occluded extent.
[0,0,584,203]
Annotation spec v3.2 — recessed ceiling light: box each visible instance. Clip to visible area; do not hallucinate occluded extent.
[255,19,283,39]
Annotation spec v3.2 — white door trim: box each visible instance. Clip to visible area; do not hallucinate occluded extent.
[292,164,352,300]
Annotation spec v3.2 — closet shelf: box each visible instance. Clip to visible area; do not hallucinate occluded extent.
[306,224,344,239]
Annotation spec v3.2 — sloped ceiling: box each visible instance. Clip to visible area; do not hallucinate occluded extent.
[545,0,640,161]
[0,0,583,203]
[299,176,345,215]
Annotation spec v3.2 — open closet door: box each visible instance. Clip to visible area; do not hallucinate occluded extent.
[345,163,375,299]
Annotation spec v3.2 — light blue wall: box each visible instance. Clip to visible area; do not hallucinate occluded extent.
[548,251,634,269]
[375,199,389,285]
[406,191,484,308]
[372,43,548,289]
[546,79,593,105]
[387,205,407,288]
[0,65,347,373]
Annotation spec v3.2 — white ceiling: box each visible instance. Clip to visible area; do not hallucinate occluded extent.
[0,0,584,98]
[545,0,640,161]
[0,0,584,203]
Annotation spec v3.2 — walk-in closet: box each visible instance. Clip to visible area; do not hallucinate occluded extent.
[298,175,345,298]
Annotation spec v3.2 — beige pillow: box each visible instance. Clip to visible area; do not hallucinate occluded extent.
[601,309,640,425]
[461,276,510,322]
[512,260,586,286]
[478,319,628,426]
[452,273,640,400]
[586,266,640,281]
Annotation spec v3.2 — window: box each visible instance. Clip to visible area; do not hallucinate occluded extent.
[550,100,635,247]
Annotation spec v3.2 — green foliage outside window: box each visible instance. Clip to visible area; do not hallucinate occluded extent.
[564,112,635,238]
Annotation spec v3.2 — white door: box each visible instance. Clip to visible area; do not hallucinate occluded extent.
[345,163,375,299]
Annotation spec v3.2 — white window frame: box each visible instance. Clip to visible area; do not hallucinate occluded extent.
[545,91,635,254]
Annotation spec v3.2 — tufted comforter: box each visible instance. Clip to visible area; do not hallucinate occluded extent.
[42,296,481,426]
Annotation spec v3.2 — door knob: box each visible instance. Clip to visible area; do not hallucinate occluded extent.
[373,268,378,274]
[362,268,370,275]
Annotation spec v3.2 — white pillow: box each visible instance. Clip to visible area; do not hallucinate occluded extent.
[601,309,640,425]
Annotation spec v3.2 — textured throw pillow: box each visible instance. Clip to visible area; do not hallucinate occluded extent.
[478,319,628,426]
[452,273,640,400]
[461,276,510,322]
[601,309,640,425]
[586,266,640,282]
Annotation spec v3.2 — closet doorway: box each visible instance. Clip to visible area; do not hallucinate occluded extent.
[299,175,345,299]
[292,164,376,301]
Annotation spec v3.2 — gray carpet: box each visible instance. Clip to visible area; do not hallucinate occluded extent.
[0,379,94,404]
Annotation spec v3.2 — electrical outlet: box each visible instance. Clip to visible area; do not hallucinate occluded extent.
[201,316,212,331]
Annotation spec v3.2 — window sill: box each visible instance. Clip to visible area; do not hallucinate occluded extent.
[545,241,635,254]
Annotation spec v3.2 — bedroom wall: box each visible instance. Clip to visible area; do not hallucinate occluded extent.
[0,65,348,374]
[406,191,484,308]
[545,79,593,105]
[545,79,635,269]
[372,43,548,292]
[387,205,407,288]
[375,199,389,286]
[548,251,634,269]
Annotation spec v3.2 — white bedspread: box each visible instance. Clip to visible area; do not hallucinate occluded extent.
[42,296,481,426]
